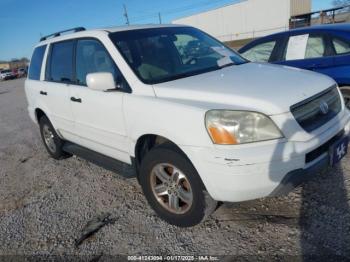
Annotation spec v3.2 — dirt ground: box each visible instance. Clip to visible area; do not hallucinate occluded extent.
[0,78,350,261]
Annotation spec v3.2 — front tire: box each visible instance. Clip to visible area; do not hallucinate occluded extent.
[39,116,67,160]
[139,144,217,227]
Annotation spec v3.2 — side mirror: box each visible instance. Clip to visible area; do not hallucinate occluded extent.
[86,72,116,91]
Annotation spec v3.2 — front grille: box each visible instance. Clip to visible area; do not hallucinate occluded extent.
[291,86,341,132]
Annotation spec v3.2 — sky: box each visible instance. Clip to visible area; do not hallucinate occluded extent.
[0,0,335,61]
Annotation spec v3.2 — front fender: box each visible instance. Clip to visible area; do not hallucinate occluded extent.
[124,95,213,156]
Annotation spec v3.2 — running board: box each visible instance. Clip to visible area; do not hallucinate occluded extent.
[62,142,136,178]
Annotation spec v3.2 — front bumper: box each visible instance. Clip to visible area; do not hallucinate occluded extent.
[269,151,329,197]
[182,112,350,202]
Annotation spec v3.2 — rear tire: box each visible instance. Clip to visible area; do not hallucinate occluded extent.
[39,116,68,160]
[139,143,217,227]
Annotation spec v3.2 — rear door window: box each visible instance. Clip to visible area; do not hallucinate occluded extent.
[332,36,350,55]
[28,45,46,80]
[46,41,74,83]
[305,35,326,58]
[285,34,326,60]
[241,41,276,62]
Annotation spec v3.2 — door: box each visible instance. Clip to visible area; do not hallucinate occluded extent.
[44,40,78,143]
[70,38,131,163]
[277,33,334,75]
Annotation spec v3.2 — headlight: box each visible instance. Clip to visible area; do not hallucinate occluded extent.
[205,110,283,145]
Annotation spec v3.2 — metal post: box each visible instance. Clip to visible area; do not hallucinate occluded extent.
[158,12,162,24]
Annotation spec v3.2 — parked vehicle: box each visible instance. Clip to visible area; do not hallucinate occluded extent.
[17,68,27,78]
[0,69,15,80]
[239,24,350,109]
[25,25,350,227]
[12,68,18,78]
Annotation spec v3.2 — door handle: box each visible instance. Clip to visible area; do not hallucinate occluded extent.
[40,91,47,96]
[70,97,82,103]
[308,63,322,69]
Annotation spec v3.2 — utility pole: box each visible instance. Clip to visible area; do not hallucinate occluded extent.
[158,12,162,24]
[123,4,130,25]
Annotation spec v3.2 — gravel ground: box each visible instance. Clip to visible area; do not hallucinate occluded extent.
[0,78,350,260]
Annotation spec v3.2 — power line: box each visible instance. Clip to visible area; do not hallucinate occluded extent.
[163,0,235,15]
[130,0,239,23]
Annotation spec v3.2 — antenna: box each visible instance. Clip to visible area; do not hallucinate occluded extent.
[123,4,130,25]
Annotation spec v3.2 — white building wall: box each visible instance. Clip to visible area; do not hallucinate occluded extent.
[172,0,311,42]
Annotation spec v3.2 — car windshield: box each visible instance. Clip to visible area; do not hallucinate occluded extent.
[109,27,247,84]
[1,70,11,73]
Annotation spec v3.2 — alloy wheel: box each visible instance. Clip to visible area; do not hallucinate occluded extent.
[42,124,56,153]
[150,163,193,214]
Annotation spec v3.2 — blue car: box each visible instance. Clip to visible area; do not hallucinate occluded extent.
[238,24,350,109]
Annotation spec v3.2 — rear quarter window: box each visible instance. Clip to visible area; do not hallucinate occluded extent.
[28,45,46,80]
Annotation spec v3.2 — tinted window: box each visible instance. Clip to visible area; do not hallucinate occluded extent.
[305,36,325,58]
[332,37,350,55]
[76,39,122,86]
[110,27,246,84]
[47,41,74,82]
[29,45,46,80]
[241,41,276,62]
[285,34,325,60]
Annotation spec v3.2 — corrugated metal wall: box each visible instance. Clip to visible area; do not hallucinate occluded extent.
[172,0,311,42]
[290,0,311,16]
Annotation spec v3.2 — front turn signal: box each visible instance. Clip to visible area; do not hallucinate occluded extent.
[208,126,238,145]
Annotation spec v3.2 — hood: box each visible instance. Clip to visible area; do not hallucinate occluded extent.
[153,63,336,115]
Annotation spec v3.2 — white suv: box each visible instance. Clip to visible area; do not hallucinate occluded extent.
[25,25,350,227]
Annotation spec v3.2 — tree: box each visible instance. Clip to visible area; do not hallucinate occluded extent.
[333,0,350,11]
[20,57,29,63]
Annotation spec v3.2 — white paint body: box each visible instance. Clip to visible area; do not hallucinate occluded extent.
[25,25,350,202]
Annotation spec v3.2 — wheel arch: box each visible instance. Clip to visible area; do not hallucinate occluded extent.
[134,134,186,167]
[134,133,208,193]
[35,108,47,123]
[133,133,206,185]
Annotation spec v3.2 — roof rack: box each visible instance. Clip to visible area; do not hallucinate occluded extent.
[40,27,86,42]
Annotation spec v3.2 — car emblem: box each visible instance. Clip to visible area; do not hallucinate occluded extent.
[319,101,329,115]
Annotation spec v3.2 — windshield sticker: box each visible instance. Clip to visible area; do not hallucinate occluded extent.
[211,46,233,57]
[286,34,309,61]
